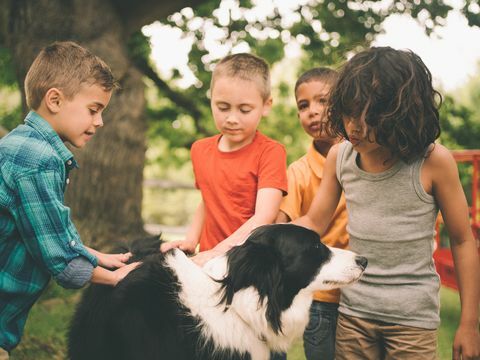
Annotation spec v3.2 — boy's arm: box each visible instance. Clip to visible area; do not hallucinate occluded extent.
[192,188,283,266]
[85,246,131,269]
[293,144,342,235]
[90,262,141,286]
[275,211,290,223]
[217,187,283,252]
[160,200,204,253]
[427,145,480,359]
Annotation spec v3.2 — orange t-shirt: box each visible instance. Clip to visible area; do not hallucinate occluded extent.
[280,143,349,303]
[191,131,288,251]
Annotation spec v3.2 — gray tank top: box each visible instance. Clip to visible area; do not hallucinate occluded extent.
[337,141,440,329]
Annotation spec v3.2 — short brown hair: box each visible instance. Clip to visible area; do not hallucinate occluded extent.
[25,41,117,110]
[211,53,271,101]
[294,67,338,96]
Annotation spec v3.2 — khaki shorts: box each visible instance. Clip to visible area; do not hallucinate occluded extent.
[0,348,9,360]
[336,313,438,360]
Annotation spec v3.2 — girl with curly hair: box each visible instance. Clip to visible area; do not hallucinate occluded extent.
[295,46,480,359]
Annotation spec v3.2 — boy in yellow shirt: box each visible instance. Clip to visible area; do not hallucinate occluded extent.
[275,68,348,360]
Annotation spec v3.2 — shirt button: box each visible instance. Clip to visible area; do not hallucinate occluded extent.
[66,178,70,185]
[67,160,73,166]
[70,240,76,247]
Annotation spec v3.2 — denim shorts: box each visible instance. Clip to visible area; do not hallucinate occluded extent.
[303,300,339,360]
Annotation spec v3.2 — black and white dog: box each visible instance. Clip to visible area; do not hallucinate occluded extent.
[68,223,367,360]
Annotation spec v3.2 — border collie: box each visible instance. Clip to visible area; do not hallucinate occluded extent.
[68,223,367,360]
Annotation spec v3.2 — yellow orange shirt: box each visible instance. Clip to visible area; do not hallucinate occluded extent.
[280,143,349,303]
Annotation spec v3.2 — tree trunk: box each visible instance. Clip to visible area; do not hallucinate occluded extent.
[2,0,203,249]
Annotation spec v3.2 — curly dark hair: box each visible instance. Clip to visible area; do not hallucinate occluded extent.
[328,46,442,163]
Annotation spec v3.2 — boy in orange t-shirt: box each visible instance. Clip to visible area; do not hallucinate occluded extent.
[161,53,287,266]
[275,68,348,360]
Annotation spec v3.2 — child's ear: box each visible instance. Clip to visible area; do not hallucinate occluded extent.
[262,96,273,117]
[44,88,63,113]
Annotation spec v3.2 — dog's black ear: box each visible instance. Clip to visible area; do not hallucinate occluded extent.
[219,240,285,334]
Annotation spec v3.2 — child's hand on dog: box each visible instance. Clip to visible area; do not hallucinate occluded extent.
[97,252,132,269]
[160,240,197,254]
[191,249,223,267]
[112,262,142,286]
[86,246,132,269]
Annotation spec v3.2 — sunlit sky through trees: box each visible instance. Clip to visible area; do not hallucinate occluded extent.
[143,0,480,92]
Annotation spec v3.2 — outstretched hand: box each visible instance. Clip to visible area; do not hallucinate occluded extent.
[160,240,197,254]
[97,251,132,269]
[112,262,141,286]
[191,249,223,267]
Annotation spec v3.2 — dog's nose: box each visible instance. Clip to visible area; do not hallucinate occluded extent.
[355,256,368,270]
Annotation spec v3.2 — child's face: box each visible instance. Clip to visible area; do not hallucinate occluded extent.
[211,76,272,151]
[342,116,383,155]
[55,84,112,148]
[296,80,336,145]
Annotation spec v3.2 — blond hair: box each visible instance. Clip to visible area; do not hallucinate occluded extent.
[25,41,117,110]
[211,53,271,101]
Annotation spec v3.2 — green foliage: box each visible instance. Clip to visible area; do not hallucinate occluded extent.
[0,46,22,132]
[0,102,22,131]
[140,0,457,172]
[462,0,480,27]
[0,46,17,87]
[439,95,480,150]
[127,30,152,62]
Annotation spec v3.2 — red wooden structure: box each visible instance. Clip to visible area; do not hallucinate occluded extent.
[433,150,480,290]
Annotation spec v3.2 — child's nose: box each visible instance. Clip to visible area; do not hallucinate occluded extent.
[94,115,104,127]
[225,113,239,124]
[309,105,320,115]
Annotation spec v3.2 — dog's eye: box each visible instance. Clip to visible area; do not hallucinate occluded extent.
[314,243,321,249]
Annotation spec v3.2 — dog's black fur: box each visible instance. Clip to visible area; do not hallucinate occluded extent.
[68,224,365,360]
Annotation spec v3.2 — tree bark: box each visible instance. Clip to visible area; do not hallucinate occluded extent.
[1,0,203,249]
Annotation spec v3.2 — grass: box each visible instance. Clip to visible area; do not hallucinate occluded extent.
[10,285,461,360]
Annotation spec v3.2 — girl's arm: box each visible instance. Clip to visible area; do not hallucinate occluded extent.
[293,144,342,235]
[427,144,480,359]
[160,200,204,253]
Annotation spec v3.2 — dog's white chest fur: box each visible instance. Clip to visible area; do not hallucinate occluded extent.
[166,251,312,360]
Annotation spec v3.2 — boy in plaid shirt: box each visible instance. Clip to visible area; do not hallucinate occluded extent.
[0,41,139,357]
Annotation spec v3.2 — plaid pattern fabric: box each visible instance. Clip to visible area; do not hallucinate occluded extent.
[0,111,97,351]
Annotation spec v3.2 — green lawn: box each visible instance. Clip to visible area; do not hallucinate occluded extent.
[10,285,461,360]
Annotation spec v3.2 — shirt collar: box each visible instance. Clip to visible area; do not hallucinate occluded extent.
[24,111,78,169]
[306,142,326,178]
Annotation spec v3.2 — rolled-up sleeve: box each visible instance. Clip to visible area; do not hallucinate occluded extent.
[55,256,94,288]
[14,170,97,278]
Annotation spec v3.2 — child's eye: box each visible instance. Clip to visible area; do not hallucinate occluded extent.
[317,98,327,105]
[89,109,98,115]
[218,106,229,112]
[240,108,252,114]
[297,102,308,111]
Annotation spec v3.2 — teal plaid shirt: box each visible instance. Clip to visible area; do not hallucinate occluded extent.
[0,111,97,351]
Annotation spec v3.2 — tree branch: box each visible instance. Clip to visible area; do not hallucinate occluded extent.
[114,0,206,35]
[133,55,209,136]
